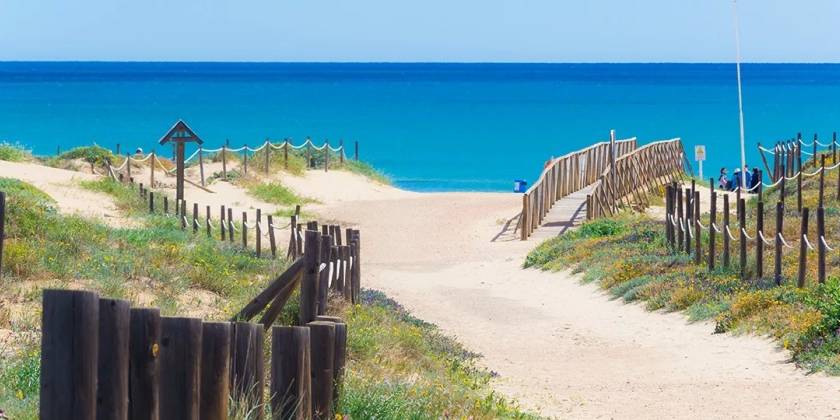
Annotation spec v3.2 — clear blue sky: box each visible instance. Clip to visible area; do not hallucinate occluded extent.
[1,0,838,62]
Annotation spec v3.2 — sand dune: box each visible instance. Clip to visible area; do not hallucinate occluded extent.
[2,161,839,418]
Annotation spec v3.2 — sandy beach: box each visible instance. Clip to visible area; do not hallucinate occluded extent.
[3,162,840,418]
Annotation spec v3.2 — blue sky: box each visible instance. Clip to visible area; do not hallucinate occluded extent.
[1,0,838,62]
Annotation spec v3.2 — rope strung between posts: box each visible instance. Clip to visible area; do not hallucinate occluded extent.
[803,234,816,251]
[725,225,738,241]
[741,227,755,241]
[821,236,835,252]
[778,232,795,249]
[757,230,774,246]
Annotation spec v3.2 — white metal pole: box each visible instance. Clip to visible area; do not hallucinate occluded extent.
[733,0,748,190]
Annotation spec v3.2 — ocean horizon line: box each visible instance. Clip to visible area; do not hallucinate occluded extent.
[2,60,840,65]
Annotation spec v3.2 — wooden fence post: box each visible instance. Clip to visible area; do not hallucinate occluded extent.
[301,230,321,325]
[694,191,701,265]
[127,153,132,180]
[163,196,169,214]
[307,321,336,420]
[324,139,330,172]
[129,308,161,420]
[256,209,262,257]
[306,138,312,168]
[798,207,810,288]
[797,154,803,213]
[199,146,205,186]
[352,230,361,303]
[265,139,271,174]
[685,188,692,254]
[723,193,730,268]
[40,290,99,420]
[159,317,203,420]
[268,214,277,258]
[315,317,347,408]
[230,322,265,419]
[206,205,212,237]
[222,143,228,180]
[284,139,289,170]
[318,234,332,315]
[709,190,716,270]
[739,198,747,279]
[150,151,156,188]
[818,206,826,284]
[339,139,344,164]
[221,205,227,241]
[271,326,312,419]
[774,201,784,286]
[665,185,673,248]
[677,187,684,251]
[819,155,826,208]
[149,191,155,213]
[756,201,764,278]
[243,144,249,174]
[355,140,359,161]
[228,208,234,243]
[193,203,199,233]
[200,322,231,420]
[98,298,130,420]
[181,200,187,230]
[242,211,248,249]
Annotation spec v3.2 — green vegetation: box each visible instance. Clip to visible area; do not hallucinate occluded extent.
[55,145,116,166]
[342,160,391,185]
[245,181,313,207]
[0,142,31,162]
[2,175,527,418]
[335,291,538,419]
[525,205,840,374]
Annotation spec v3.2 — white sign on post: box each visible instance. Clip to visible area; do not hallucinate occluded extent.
[694,145,706,180]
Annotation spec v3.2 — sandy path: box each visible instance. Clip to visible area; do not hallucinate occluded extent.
[0,160,131,227]
[310,186,840,419]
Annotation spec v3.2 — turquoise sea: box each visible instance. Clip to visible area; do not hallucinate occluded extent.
[0,62,838,191]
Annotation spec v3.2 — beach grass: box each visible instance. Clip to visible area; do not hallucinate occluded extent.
[0,142,31,162]
[525,156,840,375]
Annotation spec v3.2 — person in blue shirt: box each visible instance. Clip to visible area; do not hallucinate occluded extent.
[730,168,741,191]
[750,167,761,191]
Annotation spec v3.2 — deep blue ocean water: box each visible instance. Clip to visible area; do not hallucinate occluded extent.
[1,62,838,192]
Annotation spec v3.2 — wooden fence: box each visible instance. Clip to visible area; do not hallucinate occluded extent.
[519,135,637,240]
[587,138,686,220]
[40,225,360,420]
[107,138,360,189]
[664,148,838,286]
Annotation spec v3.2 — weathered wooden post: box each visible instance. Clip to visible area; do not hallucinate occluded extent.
[306,137,312,168]
[200,322,231,420]
[355,140,359,161]
[284,139,289,170]
[739,198,747,279]
[222,142,228,180]
[205,205,212,237]
[150,150,156,188]
[797,207,810,288]
[318,234,332,315]
[268,214,277,258]
[265,139,271,174]
[126,152,132,181]
[813,134,818,167]
[780,165,786,206]
[324,139,330,172]
[40,290,99,420]
[199,146,205,186]
[301,230,321,325]
[193,202,199,233]
[819,155,826,208]
[307,321,336,419]
[676,187,684,251]
[221,205,227,241]
[129,307,161,420]
[834,132,838,163]
[97,298,130,420]
[339,139,344,164]
[315,317,347,407]
[756,201,764,278]
[665,185,672,248]
[797,152,803,213]
[774,201,784,286]
[181,200,187,230]
[685,188,692,254]
[116,143,121,155]
[242,211,248,249]
[694,191,701,265]
[228,208,235,244]
[256,209,262,257]
[230,322,265,419]
[149,191,155,213]
[164,196,169,214]
[709,189,716,270]
[818,206,826,284]
[271,326,312,419]
[723,194,730,268]
[159,317,203,420]
[158,120,203,203]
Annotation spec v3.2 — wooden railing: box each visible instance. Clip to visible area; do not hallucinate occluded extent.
[520,137,637,240]
[587,138,685,220]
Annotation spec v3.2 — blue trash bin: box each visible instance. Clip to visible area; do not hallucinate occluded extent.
[514,179,528,193]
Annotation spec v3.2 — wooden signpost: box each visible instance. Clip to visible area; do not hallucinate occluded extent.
[158,120,203,202]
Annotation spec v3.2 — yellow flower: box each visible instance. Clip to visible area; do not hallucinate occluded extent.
[16,389,24,400]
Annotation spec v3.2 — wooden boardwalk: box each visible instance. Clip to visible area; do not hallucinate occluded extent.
[526,184,593,242]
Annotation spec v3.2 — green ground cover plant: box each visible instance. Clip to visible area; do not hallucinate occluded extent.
[0,142,31,162]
